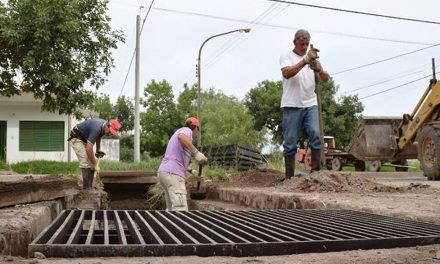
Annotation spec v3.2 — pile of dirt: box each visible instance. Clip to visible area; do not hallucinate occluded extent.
[224,169,284,188]
[278,171,429,193]
[223,170,431,193]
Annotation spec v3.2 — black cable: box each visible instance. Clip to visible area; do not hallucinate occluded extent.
[332,44,440,75]
[152,7,435,46]
[360,72,440,99]
[268,0,440,25]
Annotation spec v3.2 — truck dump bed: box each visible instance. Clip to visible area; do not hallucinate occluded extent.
[346,117,418,161]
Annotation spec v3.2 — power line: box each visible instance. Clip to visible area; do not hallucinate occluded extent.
[332,44,440,76]
[119,0,155,97]
[360,72,439,99]
[344,70,425,94]
[268,0,440,25]
[204,3,283,69]
[152,7,435,46]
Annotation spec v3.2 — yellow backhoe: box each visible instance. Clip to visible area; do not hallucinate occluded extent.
[347,59,440,180]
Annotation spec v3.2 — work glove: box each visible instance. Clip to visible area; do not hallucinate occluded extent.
[95,151,106,159]
[194,151,208,165]
[187,168,198,175]
[309,60,323,73]
[303,47,319,63]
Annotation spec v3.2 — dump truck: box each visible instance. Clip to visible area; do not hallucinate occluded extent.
[346,59,440,180]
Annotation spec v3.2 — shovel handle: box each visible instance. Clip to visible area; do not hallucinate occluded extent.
[196,164,203,190]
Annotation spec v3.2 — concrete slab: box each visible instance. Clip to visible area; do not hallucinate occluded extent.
[100,170,157,184]
[0,201,62,256]
[0,174,79,208]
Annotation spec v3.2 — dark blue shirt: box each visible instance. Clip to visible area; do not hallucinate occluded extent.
[77,118,106,144]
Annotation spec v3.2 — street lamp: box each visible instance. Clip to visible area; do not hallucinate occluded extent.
[196,28,251,148]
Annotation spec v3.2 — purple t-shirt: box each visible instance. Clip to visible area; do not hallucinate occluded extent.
[158,127,193,178]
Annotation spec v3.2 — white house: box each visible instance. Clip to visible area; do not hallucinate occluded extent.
[0,93,119,163]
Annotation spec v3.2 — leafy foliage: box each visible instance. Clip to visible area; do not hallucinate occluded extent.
[245,78,364,148]
[245,80,283,143]
[114,95,134,132]
[140,80,181,157]
[177,83,198,118]
[201,89,266,149]
[0,0,124,117]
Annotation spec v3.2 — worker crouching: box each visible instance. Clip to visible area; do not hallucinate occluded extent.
[68,118,122,189]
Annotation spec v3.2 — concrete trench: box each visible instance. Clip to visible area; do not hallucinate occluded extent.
[1,171,439,257]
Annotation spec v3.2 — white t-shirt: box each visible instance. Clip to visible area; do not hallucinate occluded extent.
[279,51,317,108]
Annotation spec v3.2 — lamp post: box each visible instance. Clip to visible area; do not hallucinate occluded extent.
[196,28,251,148]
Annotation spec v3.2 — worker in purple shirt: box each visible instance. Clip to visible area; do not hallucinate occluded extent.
[68,118,122,189]
[157,117,208,211]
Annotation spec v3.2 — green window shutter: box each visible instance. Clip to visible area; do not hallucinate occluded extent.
[19,121,65,151]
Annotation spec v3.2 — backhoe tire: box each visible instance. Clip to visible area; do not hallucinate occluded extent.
[354,160,366,171]
[368,160,381,172]
[416,125,440,180]
[331,158,343,171]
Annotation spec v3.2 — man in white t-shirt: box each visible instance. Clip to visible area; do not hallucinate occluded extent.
[279,29,330,180]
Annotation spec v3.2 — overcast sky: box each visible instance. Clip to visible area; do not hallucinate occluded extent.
[102,0,440,117]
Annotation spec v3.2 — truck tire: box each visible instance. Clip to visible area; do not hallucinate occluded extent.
[416,125,440,180]
[393,159,408,172]
[331,158,343,171]
[354,160,366,171]
[368,160,381,172]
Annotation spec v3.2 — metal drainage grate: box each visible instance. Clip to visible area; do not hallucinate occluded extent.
[29,209,440,257]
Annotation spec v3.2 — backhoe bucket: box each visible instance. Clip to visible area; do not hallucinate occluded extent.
[346,117,418,161]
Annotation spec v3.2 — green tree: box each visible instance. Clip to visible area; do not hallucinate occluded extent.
[114,95,134,133]
[0,0,124,117]
[201,89,266,149]
[94,94,113,120]
[244,80,283,143]
[141,80,181,157]
[245,79,364,148]
[177,83,197,118]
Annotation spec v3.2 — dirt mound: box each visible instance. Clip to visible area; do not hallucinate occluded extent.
[221,170,431,194]
[278,171,405,193]
[225,169,283,187]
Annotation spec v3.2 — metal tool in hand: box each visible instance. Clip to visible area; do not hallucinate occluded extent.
[310,44,326,167]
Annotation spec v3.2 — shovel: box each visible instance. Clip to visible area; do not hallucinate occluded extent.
[190,164,207,200]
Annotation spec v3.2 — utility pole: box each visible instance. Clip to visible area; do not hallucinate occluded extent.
[134,15,141,161]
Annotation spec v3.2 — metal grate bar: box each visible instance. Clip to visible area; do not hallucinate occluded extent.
[155,211,199,244]
[113,211,127,245]
[85,210,96,245]
[340,210,440,234]
[142,211,182,244]
[211,210,300,241]
[66,210,85,244]
[271,210,375,239]
[123,211,145,245]
[176,211,235,243]
[298,210,408,238]
[181,211,249,243]
[29,209,440,258]
[133,211,162,244]
[250,210,345,240]
[166,211,217,244]
[102,211,109,245]
[306,210,433,237]
[197,211,267,242]
[47,210,76,244]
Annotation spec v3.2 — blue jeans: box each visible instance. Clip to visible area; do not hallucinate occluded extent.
[282,106,321,157]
